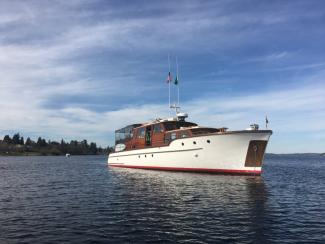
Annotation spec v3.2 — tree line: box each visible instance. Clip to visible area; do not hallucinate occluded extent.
[0,133,112,156]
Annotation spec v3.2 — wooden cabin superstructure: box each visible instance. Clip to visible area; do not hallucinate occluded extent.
[115,120,228,151]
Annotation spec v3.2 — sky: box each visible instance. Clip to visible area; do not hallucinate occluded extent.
[0,0,324,153]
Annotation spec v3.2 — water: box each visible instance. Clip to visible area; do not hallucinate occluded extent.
[0,155,324,243]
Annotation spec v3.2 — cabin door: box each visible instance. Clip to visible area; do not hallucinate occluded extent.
[145,126,152,146]
[152,124,165,147]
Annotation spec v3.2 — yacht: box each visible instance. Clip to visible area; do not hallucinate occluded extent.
[108,112,272,175]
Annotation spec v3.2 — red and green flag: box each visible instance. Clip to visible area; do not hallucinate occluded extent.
[166,72,172,83]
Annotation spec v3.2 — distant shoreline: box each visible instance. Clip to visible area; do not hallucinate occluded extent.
[266,153,325,156]
[0,152,108,156]
[0,153,323,157]
[0,133,112,157]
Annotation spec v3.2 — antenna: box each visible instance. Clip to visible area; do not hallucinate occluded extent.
[176,56,179,107]
[168,54,171,116]
[166,55,184,118]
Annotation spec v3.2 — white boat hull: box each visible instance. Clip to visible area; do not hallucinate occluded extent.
[108,131,272,175]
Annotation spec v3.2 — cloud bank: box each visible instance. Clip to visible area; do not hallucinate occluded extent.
[0,0,324,153]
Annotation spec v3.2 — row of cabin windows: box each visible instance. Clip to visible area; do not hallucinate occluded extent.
[137,124,164,138]
[164,131,190,143]
[137,126,190,140]
[136,122,198,139]
[116,122,201,143]
[136,126,219,140]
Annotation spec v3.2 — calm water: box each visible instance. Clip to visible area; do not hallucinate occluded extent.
[0,155,324,244]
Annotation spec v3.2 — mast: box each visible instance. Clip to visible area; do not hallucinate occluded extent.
[176,56,179,107]
[168,54,171,116]
[167,55,183,117]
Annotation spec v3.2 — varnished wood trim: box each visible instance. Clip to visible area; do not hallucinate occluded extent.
[245,140,268,167]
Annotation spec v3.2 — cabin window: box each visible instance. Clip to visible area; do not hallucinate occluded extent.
[137,127,145,138]
[163,121,197,131]
[190,128,219,135]
[153,124,163,133]
[115,124,141,145]
[164,133,171,144]
[171,132,177,140]
[164,132,179,144]
[179,130,190,138]
[163,122,176,131]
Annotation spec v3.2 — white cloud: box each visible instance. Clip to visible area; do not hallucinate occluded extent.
[1,75,324,153]
[243,52,289,63]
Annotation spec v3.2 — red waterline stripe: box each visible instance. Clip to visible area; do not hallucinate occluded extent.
[108,164,262,175]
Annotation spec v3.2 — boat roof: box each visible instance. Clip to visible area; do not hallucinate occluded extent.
[115,124,142,133]
[115,120,198,132]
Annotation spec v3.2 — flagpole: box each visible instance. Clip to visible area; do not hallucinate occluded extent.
[168,54,171,116]
[176,56,179,108]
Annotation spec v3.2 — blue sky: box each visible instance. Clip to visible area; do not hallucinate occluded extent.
[0,0,324,153]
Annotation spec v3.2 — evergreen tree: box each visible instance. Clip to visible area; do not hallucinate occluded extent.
[37,137,47,147]
[90,142,97,154]
[12,133,20,144]
[25,137,32,146]
[82,139,88,148]
[3,135,12,144]
[37,137,42,146]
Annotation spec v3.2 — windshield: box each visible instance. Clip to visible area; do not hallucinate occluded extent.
[115,124,142,144]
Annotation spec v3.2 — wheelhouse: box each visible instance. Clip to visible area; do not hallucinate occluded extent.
[115,124,142,145]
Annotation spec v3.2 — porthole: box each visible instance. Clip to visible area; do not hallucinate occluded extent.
[138,155,140,158]
[207,140,210,143]
[151,154,153,157]
[193,141,196,145]
[182,142,184,146]
[145,155,147,158]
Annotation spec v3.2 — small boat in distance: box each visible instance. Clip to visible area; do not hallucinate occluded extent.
[65,153,71,158]
[108,111,272,175]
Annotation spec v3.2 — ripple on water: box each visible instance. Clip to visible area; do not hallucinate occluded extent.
[0,155,325,243]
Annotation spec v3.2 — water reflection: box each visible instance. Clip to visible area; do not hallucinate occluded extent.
[109,168,269,242]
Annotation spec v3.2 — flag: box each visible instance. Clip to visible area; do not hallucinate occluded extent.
[174,75,178,85]
[166,72,172,83]
[266,116,269,128]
